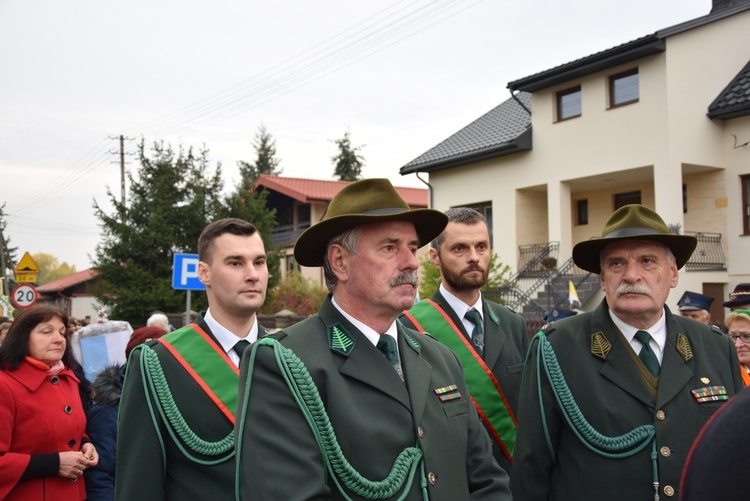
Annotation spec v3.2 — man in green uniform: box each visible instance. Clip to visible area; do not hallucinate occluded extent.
[116,218,268,500]
[400,207,528,472]
[235,179,511,500]
[510,205,743,500]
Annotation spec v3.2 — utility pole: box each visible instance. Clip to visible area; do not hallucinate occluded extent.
[108,135,134,215]
[0,231,7,297]
[120,135,126,209]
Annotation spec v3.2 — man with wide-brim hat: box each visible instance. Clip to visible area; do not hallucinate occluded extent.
[236,178,511,500]
[511,204,742,501]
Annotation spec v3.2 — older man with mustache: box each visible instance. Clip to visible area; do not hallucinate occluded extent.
[400,207,528,473]
[510,204,742,501]
[235,179,511,500]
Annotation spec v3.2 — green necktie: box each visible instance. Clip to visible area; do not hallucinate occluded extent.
[464,309,485,357]
[634,330,660,377]
[233,339,251,359]
[377,334,399,367]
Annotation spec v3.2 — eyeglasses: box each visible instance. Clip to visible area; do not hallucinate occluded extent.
[729,332,750,344]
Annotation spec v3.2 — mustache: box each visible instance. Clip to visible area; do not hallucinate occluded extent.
[390,270,419,288]
[616,283,652,296]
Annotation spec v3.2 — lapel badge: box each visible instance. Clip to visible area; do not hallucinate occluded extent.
[691,385,728,403]
[488,308,500,326]
[591,332,611,360]
[328,323,356,357]
[677,334,693,362]
[701,377,710,385]
[434,384,462,402]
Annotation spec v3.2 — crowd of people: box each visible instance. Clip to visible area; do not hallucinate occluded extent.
[1,178,749,500]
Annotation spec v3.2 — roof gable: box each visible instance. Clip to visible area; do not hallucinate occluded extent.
[36,268,98,293]
[254,174,428,207]
[399,92,532,174]
[708,58,750,120]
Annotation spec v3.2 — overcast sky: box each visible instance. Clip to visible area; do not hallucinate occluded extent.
[0,0,709,272]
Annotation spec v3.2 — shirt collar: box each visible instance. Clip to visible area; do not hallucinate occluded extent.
[608,307,667,357]
[439,283,483,321]
[331,296,398,347]
[203,308,259,355]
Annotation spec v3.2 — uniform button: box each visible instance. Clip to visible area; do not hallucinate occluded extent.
[656,410,665,420]
[663,485,675,497]
[660,446,671,457]
[428,472,437,485]
[68,439,76,447]
[418,426,424,438]
[64,406,72,414]
[50,376,59,384]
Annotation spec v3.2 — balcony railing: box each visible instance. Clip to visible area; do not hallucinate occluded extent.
[271,221,311,248]
[684,231,725,271]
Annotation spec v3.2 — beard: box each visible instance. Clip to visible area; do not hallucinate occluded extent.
[443,265,487,292]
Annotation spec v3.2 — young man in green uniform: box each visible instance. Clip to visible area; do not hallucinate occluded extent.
[510,205,743,500]
[235,179,511,500]
[116,218,268,500]
[400,207,528,472]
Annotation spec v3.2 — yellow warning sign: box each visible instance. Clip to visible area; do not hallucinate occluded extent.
[14,252,40,274]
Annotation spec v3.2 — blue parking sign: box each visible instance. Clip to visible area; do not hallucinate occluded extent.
[172,253,206,291]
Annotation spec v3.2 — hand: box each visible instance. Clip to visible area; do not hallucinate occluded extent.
[81,442,99,467]
[59,451,88,479]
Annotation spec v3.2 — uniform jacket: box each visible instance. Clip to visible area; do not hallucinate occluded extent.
[0,360,87,500]
[400,289,529,472]
[510,300,743,501]
[235,295,511,501]
[116,314,265,501]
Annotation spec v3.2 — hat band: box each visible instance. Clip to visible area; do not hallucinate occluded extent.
[603,227,665,238]
[730,292,750,298]
[362,208,409,216]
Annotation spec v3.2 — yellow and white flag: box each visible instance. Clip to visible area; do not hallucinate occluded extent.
[569,281,581,309]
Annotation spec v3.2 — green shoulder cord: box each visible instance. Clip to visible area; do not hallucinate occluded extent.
[530,331,660,501]
[235,337,428,501]
[140,345,234,468]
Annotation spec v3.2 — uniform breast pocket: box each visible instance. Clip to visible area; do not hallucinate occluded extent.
[442,400,468,419]
[699,402,723,416]
[507,363,524,376]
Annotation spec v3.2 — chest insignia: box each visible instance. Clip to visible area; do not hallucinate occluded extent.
[591,331,611,360]
[677,333,693,362]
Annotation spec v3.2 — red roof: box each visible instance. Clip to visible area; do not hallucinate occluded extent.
[254,174,428,208]
[36,268,99,293]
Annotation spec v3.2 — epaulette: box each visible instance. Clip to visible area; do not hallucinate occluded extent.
[710,324,725,336]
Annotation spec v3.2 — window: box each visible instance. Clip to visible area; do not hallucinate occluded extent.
[609,69,639,107]
[614,191,641,210]
[576,199,589,225]
[742,175,750,235]
[557,86,582,121]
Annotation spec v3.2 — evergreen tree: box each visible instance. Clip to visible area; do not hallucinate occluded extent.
[330,131,365,181]
[237,124,282,183]
[0,204,18,296]
[92,141,223,326]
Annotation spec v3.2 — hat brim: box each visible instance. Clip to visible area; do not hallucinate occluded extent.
[294,208,448,267]
[572,234,697,274]
[722,297,750,308]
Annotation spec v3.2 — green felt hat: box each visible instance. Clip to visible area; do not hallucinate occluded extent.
[572,204,697,274]
[294,178,448,267]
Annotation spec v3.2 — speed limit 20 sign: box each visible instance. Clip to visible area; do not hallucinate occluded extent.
[11,284,38,309]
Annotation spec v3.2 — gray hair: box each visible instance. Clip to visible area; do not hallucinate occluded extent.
[147,312,170,331]
[322,226,363,293]
[431,207,488,252]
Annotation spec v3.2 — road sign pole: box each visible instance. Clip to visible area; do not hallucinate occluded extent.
[185,290,192,326]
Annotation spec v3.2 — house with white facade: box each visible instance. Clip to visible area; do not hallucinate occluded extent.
[400,0,750,325]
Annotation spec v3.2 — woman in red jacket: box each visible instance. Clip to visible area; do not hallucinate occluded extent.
[0,305,99,500]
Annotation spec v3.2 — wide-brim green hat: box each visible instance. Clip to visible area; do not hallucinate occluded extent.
[294,178,448,267]
[572,204,697,274]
